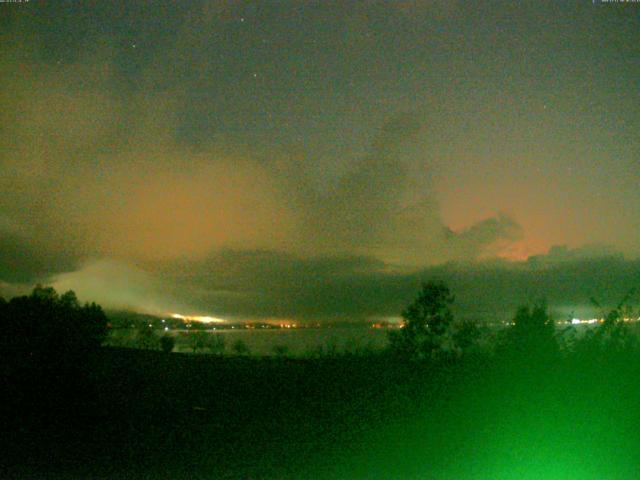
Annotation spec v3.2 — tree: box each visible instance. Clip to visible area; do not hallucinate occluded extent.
[160,334,175,353]
[31,284,58,302]
[0,285,108,358]
[0,286,109,428]
[503,303,557,358]
[135,323,158,350]
[208,334,226,356]
[78,302,109,350]
[60,290,80,309]
[452,319,481,354]
[189,331,207,353]
[389,281,454,360]
[272,344,290,358]
[588,289,638,354]
[232,339,250,356]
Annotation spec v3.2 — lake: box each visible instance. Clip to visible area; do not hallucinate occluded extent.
[101,326,393,356]
[171,327,392,356]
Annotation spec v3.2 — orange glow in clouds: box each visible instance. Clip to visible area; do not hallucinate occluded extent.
[96,155,297,261]
[495,240,546,262]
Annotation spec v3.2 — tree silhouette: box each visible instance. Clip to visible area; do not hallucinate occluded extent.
[389,281,454,360]
[0,285,108,359]
[0,285,109,434]
[588,288,638,354]
[208,333,226,356]
[452,319,481,354]
[503,303,557,359]
[135,323,159,350]
[232,339,250,356]
[189,331,207,353]
[160,334,175,353]
[273,344,290,358]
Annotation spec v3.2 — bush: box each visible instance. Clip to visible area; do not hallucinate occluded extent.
[272,344,290,358]
[188,331,226,355]
[135,324,159,350]
[232,339,250,356]
[189,331,207,353]
[208,333,226,356]
[160,334,175,353]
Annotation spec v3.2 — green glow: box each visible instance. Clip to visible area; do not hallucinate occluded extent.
[325,356,640,480]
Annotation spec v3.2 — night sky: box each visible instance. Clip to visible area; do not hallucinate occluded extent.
[1,1,638,321]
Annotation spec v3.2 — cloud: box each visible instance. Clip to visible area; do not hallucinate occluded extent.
[454,213,524,258]
[0,43,298,267]
[0,10,526,319]
[0,230,79,283]
[0,40,519,278]
[50,259,189,315]
[526,244,622,266]
[51,247,635,323]
[70,243,631,323]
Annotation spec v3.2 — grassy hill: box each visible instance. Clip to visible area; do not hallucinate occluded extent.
[3,344,640,479]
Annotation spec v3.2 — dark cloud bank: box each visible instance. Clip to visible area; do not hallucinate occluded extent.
[162,245,640,321]
[38,248,640,324]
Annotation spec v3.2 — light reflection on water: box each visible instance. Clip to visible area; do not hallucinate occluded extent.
[173,328,391,356]
[107,322,628,356]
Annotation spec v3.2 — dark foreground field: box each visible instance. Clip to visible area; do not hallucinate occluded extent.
[3,347,640,479]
